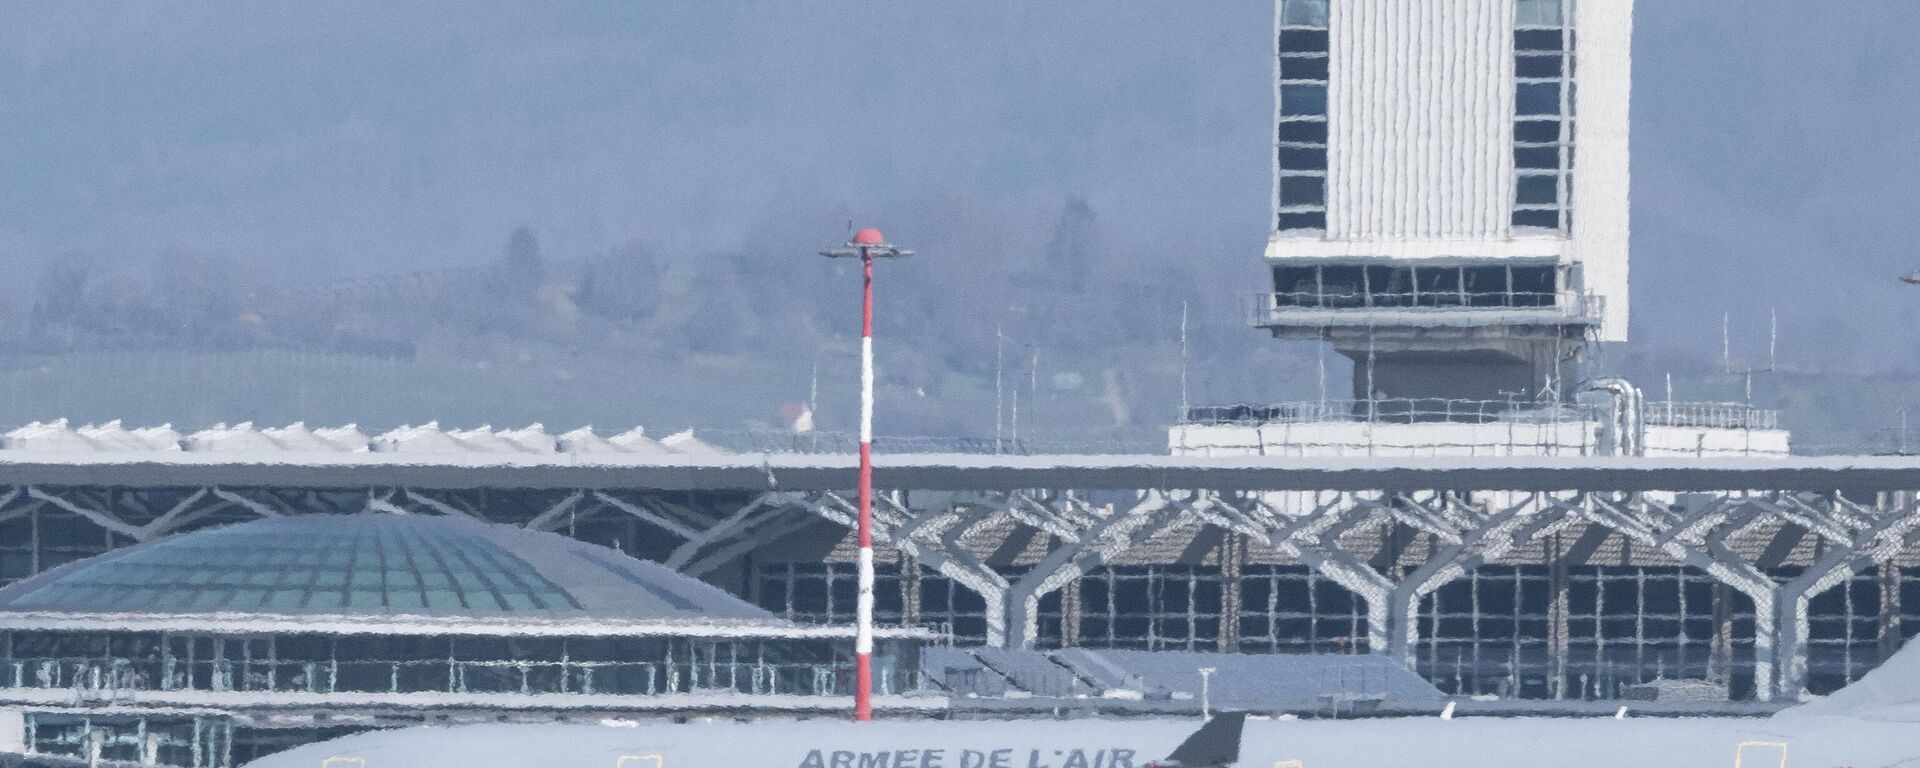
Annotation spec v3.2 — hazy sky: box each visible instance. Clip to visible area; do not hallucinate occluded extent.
[4,1,1918,369]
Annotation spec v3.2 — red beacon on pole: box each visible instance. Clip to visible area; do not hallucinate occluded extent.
[819,227,912,721]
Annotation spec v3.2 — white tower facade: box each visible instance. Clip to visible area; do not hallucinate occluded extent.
[1258,0,1632,404]
[1177,0,1788,457]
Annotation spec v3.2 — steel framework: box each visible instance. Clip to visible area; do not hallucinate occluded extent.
[3,474,1919,703]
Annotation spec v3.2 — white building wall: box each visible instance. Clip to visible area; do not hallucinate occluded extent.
[1643,424,1791,458]
[1169,421,1788,458]
[0,708,22,754]
[1172,420,1595,457]
[1568,0,1634,341]
[1327,0,1512,241]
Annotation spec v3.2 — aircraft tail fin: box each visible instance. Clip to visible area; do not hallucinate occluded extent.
[1158,712,1246,767]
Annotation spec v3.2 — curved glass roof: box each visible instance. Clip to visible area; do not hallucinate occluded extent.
[0,515,777,624]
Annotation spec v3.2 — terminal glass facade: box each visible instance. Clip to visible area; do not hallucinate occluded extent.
[1414,566,1748,699]
[24,714,234,768]
[753,561,990,645]
[7,508,1920,703]
[0,629,918,699]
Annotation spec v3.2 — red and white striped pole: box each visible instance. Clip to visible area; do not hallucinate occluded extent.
[854,240,876,722]
[822,227,911,722]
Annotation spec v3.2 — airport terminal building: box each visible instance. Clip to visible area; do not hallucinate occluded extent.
[7,1,1920,767]
[0,425,1914,712]
[0,514,927,767]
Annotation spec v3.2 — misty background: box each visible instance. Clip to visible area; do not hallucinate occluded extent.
[1,1,1917,452]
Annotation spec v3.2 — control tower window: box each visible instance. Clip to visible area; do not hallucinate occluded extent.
[1463,266,1508,307]
[1281,0,1328,27]
[1366,265,1410,307]
[1276,0,1330,233]
[1513,0,1575,235]
[1510,264,1557,306]
[1517,0,1563,26]
[1273,266,1319,306]
[1319,265,1365,308]
[1270,263,1562,309]
[1415,267,1464,308]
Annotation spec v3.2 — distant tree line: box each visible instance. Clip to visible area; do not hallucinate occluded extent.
[0,198,1292,438]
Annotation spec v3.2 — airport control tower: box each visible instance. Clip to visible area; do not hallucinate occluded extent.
[1177,0,1787,457]
[1262,0,1628,404]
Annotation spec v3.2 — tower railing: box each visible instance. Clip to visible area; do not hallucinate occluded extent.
[1184,399,1596,426]
[1184,398,1782,429]
[1244,291,1604,326]
[1642,401,1781,431]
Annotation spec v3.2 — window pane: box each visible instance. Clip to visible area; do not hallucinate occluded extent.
[1281,56,1329,82]
[1514,29,1566,52]
[1279,29,1330,55]
[1278,145,1328,171]
[1514,120,1561,144]
[1517,0,1563,27]
[1316,266,1361,308]
[1273,267,1319,302]
[1517,174,1560,205]
[1368,266,1413,306]
[1416,267,1463,307]
[1515,145,1560,169]
[1462,266,1507,306]
[1516,83,1562,116]
[1512,209,1561,230]
[1281,84,1328,116]
[1279,120,1329,144]
[1279,175,1326,207]
[1277,211,1326,232]
[1515,54,1564,79]
[1281,0,1329,27]
[1513,268,1553,305]
[791,578,827,613]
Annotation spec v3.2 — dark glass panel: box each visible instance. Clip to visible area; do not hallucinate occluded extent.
[1279,174,1326,208]
[1279,120,1329,144]
[1514,29,1566,52]
[1515,54,1565,79]
[1517,174,1560,205]
[1516,82,1563,116]
[1280,84,1328,116]
[1281,55,1330,81]
[1276,211,1326,232]
[1320,265,1365,308]
[1279,29,1330,54]
[1514,119,1562,144]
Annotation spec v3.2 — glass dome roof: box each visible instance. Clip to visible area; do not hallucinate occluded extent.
[0,514,778,624]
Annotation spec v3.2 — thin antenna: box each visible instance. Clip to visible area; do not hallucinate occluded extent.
[1768,308,1778,372]
[1665,372,1673,404]
[1722,313,1731,374]
[1365,328,1378,415]
[994,325,1005,453]
[1028,347,1039,444]
[1179,301,1191,422]
[1010,378,1020,444]
[1317,340,1328,410]
[1546,327,1563,402]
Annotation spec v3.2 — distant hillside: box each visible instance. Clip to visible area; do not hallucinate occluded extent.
[5,219,1908,453]
[0,213,1316,445]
